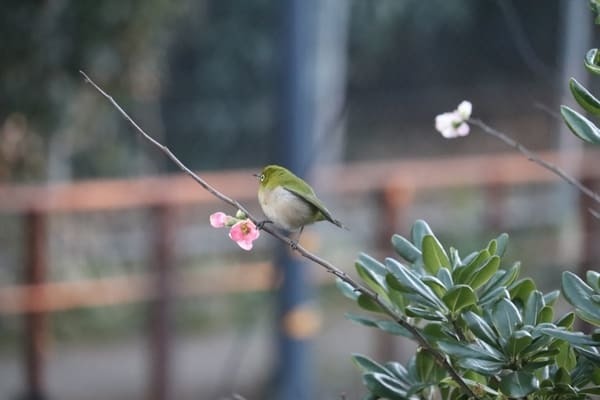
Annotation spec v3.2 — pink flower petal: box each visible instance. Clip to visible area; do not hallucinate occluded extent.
[236,240,254,251]
[228,220,260,250]
[210,212,228,228]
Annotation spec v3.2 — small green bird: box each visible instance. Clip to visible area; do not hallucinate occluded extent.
[255,164,347,233]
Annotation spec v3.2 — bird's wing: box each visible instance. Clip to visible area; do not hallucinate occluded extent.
[284,185,345,228]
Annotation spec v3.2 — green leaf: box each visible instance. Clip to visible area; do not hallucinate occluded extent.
[468,255,501,290]
[479,262,520,300]
[353,354,394,375]
[357,294,383,313]
[479,286,510,308]
[410,220,434,250]
[437,268,453,289]
[506,330,533,359]
[493,298,522,338]
[509,278,536,304]
[363,372,408,398]
[421,276,447,298]
[336,278,358,300]
[458,358,505,375]
[562,271,600,325]
[415,349,445,383]
[523,290,544,326]
[453,249,490,284]
[345,313,379,328]
[537,305,554,324]
[391,234,421,263]
[570,77,600,115]
[422,235,450,274]
[437,340,504,362]
[494,233,509,257]
[543,290,560,306]
[487,239,497,255]
[540,327,599,346]
[376,320,415,339]
[355,253,388,298]
[585,48,600,75]
[442,285,477,316]
[556,312,576,329]
[587,270,600,291]
[498,371,539,398]
[561,105,600,144]
[385,258,446,311]
[462,311,498,347]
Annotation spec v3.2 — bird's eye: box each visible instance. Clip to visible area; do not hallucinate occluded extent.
[260,174,265,182]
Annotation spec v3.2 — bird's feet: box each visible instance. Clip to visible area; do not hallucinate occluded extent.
[256,219,273,230]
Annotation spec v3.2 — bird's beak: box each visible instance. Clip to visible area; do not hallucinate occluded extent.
[252,173,260,179]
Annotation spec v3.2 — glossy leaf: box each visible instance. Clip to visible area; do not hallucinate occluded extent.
[556,312,576,329]
[587,270,600,291]
[421,276,447,298]
[468,255,501,289]
[357,294,383,313]
[494,233,509,257]
[543,290,560,306]
[355,254,388,298]
[353,353,393,375]
[437,268,453,289]
[422,235,450,274]
[385,258,446,310]
[540,327,599,346]
[415,349,445,383]
[453,249,489,284]
[493,298,522,338]
[498,371,539,398]
[462,311,498,347]
[336,278,358,300]
[537,305,554,324]
[479,262,520,298]
[437,340,503,362]
[363,372,408,399]
[562,271,600,325]
[585,48,600,75]
[523,290,543,326]
[442,285,477,316]
[570,77,600,115]
[561,105,600,144]
[509,278,536,304]
[391,234,421,263]
[375,320,414,339]
[506,330,533,359]
[410,219,434,250]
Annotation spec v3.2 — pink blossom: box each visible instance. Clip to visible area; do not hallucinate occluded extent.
[228,219,260,251]
[210,212,228,228]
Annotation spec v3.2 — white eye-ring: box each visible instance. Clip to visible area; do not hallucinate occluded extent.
[260,174,265,182]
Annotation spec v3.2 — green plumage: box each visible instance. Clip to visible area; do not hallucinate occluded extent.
[257,165,347,231]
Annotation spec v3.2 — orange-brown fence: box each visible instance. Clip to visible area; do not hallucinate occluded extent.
[1,149,599,400]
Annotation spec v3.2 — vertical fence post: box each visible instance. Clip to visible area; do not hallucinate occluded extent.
[149,204,175,400]
[375,184,413,362]
[22,210,48,400]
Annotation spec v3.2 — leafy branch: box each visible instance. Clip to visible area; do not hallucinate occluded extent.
[79,71,478,399]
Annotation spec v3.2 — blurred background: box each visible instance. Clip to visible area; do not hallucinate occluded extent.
[1,0,599,399]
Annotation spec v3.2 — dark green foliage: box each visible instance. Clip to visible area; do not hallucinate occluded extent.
[337,220,600,399]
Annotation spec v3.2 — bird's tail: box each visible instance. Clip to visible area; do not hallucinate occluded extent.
[333,219,350,231]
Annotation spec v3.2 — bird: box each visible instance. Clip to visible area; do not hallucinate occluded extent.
[255,164,347,235]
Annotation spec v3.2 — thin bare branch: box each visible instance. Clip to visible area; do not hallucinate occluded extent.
[470,118,600,205]
[80,70,478,399]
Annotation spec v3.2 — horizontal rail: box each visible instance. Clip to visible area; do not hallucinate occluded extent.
[0,262,287,315]
[0,150,598,213]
